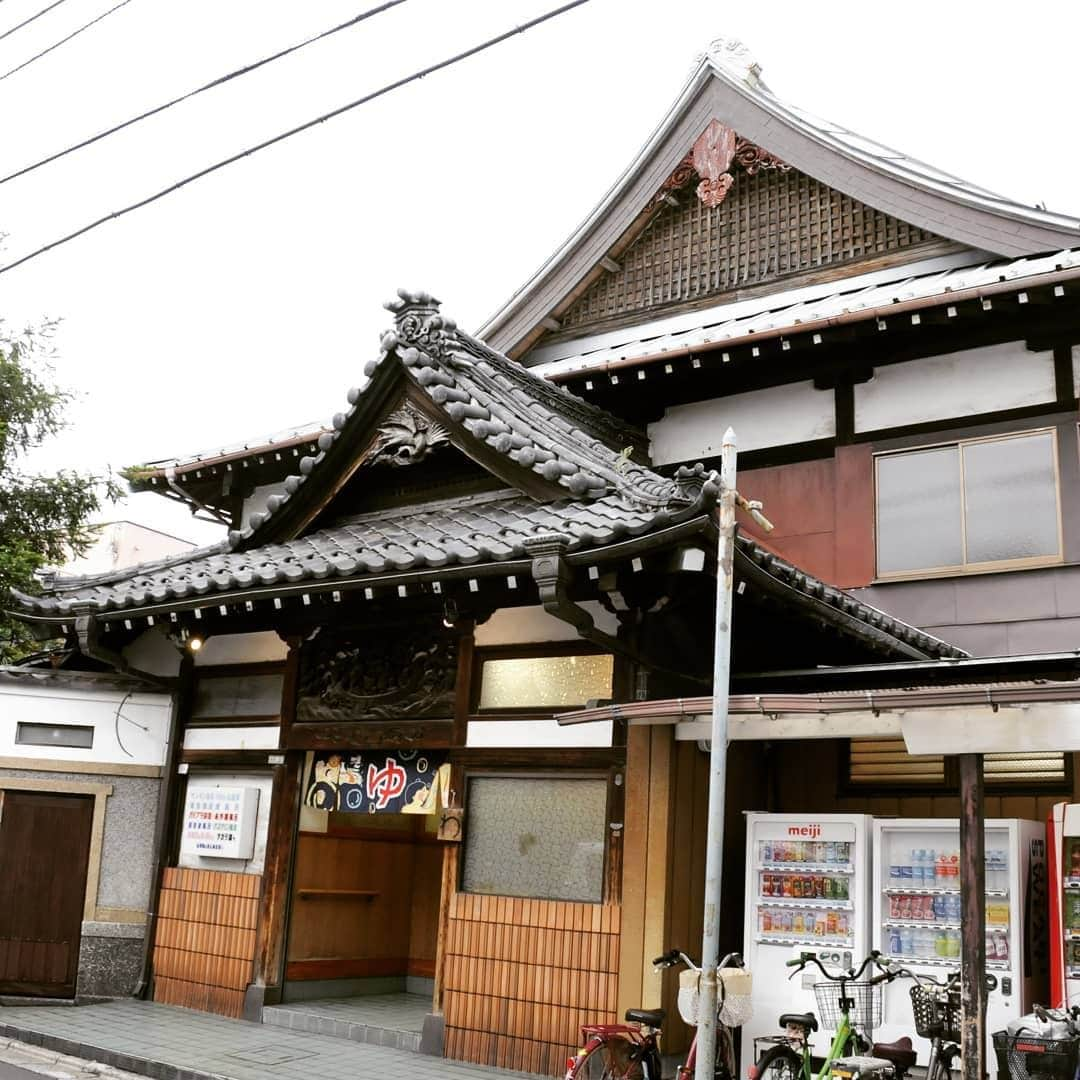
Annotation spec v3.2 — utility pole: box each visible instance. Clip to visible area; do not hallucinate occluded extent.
[695,428,772,1080]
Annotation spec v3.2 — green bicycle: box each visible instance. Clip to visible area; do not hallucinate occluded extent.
[750,951,895,1080]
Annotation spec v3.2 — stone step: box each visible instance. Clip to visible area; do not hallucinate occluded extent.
[262,1003,423,1054]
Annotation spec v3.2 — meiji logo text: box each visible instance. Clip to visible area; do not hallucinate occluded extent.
[788,824,822,839]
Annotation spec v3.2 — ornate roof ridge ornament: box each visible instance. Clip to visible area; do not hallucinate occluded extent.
[656,120,791,210]
[692,37,763,86]
[371,403,449,468]
[382,288,457,363]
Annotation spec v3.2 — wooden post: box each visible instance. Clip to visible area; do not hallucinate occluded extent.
[959,754,986,1080]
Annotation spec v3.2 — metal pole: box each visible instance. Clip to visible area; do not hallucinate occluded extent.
[959,753,987,1080]
[695,427,738,1080]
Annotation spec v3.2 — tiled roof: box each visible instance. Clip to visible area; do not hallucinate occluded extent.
[13,483,718,617]
[228,291,672,547]
[529,248,1080,380]
[480,38,1080,357]
[9,488,965,661]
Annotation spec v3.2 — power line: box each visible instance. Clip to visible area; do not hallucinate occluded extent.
[0,0,408,187]
[0,0,133,83]
[0,0,593,275]
[0,0,68,42]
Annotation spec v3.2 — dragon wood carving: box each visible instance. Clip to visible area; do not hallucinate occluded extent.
[296,624,458,723]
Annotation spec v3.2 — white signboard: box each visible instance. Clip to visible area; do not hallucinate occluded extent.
[180,785,260,860]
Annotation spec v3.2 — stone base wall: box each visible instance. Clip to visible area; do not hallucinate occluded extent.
[76,922,145,999]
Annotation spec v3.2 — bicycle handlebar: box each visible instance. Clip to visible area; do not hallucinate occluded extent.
[652,948,744,972]
[787,950,886,982]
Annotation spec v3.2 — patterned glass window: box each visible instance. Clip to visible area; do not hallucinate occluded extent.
[477,653,614,710]
[461,777,607,902]
[875,429,1061,577]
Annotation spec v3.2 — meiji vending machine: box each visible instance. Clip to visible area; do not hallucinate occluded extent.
[742,813,873,1079]
[871,818,1046,1077]
[1047,803,1080,1007]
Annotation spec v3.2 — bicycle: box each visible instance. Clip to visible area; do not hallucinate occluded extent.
[993,1003,1080,1080]
[564,948,749,1080]
[750,951,897,1080]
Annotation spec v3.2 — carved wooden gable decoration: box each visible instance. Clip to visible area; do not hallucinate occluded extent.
[296,623,458,726]
[560,120,945,333]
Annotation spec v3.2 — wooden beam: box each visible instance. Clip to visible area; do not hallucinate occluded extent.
[959,753,986,1080]
[642,726,673,1009]
[249,750,303,1009]
[618,726,651,1018]
[287,719,455,749]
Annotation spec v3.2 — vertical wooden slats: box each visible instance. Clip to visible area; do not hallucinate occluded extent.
[443,891,621,1076]
[151,867,260,1018]
[561,166,939,331]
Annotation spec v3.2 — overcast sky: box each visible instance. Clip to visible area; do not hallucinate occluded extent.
[4,0,1079,549]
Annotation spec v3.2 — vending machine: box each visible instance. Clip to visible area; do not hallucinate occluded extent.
[1047,803,1080,1008]
[871,818,1046,1076]
[741,813,874,1078]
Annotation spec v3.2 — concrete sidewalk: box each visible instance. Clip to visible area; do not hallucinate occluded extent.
[0,1000,536,1080]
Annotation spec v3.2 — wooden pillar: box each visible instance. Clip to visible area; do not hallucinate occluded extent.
[959,754,986,1080]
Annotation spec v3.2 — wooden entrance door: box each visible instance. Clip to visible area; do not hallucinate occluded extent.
[0,791,94,996]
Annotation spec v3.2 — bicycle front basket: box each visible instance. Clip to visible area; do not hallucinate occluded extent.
[992,1031,1080,1080]
[813,981,882,1031]
[718,967,754,1027]
[678,968,701,1025]
[910,985,961,1043]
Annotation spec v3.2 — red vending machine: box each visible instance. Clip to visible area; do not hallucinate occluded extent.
[1048,803,1080,1007]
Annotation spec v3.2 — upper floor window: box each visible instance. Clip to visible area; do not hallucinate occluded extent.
[875,429,1062,578]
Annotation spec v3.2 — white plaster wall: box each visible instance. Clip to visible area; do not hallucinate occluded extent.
[0,682,171,767]
[466,718,614,748]
[123,628,182,678]
[177,771,274,875]
[241,482,288,530]
[648,381,835,465]
[182,726,280,751]
[194,631,288,666]
[855,342,1056,433]
[64,521,194,576]
[473,602,619,645]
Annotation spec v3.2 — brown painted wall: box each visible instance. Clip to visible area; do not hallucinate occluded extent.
[738,445,876,590]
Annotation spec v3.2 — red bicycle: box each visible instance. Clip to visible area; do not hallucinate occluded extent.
[564,948,749,1080]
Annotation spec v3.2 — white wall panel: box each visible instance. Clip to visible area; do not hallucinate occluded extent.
[194,631,288,665]
[182,726,280,751]
[0,683,171,766]
[474,602,619,645]
[649,381,835,465]
[466,718,613,748]
[855,343,1056,433]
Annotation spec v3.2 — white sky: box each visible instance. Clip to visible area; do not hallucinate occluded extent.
[3,0,1078,549]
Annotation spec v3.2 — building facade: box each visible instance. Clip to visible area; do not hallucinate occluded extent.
[12,35,1080,1076]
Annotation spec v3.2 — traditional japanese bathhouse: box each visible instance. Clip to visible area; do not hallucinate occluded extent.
[11,283,959,1072]
[18,32,1080,1076]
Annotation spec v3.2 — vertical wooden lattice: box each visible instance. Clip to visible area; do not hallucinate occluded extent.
[561,167,940,330]
[152,867,260,1018]
[443,892,621,1075]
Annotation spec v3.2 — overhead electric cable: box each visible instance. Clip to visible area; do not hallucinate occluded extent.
[0,0,592,275]
[0,0,408,187]
[0,0,68,42]
[0,0,133,83]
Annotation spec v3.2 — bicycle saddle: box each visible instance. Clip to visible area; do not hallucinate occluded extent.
[780,1012,818,1032]
[872,1037,917,1071]
[625,1008,665,1027]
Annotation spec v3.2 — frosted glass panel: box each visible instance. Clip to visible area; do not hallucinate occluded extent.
[963,433,1059,563]
[877,447,963,573]
[478,654,614,709]
[462,777,607,902]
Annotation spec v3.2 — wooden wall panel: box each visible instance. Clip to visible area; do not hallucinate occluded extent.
[738,446,876,590]
[409,843,443,978]
[152,867,260,1019]
[443,892,620,1076]
[285,831,415,980]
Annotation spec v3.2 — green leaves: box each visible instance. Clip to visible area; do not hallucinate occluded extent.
[0,322,119,663]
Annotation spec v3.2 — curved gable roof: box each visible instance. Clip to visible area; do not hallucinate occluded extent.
[480,38,1080,359]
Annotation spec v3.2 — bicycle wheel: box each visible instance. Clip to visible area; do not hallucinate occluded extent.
[569,1037,646,1079]
[716,1026,737,1080]
[752,1043,802,1080]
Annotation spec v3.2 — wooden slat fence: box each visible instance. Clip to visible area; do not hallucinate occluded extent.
[443,892,620,1076]
[152,867,260,1018]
